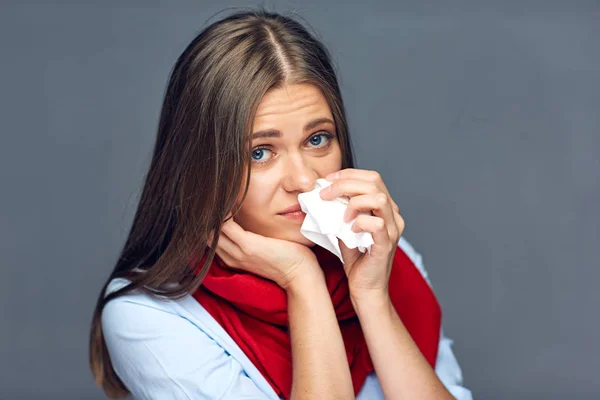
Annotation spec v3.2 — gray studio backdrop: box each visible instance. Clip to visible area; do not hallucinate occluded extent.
[1,1,598,399]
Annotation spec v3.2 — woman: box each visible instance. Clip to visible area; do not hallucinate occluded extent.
[89,8,472,400]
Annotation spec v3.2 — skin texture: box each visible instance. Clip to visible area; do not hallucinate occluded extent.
[233,83,342,245]
[229,82,405,298]
[215,83,453,399]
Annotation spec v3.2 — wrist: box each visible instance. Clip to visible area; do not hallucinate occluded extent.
[281,263,325,294]
[350,289,392,315]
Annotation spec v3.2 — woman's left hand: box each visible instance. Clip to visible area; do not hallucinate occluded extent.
[320,168,405,302]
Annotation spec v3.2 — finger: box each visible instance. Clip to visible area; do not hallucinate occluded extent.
[326,169,400,213]
[321,178,401,240]
[217,228,242,256]
[319,179,379,201]
[392,212,405,244]
[326,169,402,243]
[213,229,244,267]
[326,168,380,184]
[350,214,392,252]
[220,218,254,253]
[337,238,362,268]
[214,246,236,267]
[390,198,400,214]
[344,193,398,240]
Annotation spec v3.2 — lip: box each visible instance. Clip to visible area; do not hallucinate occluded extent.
[278,203,303,214]
[278,210,306,221]
[277,204,306,222]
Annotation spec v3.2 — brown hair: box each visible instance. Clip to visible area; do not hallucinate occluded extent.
[89,6,356,398]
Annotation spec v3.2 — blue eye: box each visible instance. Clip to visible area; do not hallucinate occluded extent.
[309,135,324,146]
[252,148,271,162]
[308,133,334,147]
[250,132,335,165]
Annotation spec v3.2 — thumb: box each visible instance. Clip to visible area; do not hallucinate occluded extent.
[338,239,361,267]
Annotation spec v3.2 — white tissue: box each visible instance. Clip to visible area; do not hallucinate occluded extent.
[298,178,374,264]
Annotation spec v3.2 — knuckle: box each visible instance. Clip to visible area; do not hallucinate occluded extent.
[398,214,405,226]
[352,215,364,230]
[368,170,381,182]
[239,243,254,258]
[376,193,388,206]
[398,218,406,231]
[347,196,356,207]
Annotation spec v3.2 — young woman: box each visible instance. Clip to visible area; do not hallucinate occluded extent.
[89,8,472,400]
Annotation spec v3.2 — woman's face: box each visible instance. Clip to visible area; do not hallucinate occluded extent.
[233,83,342,245]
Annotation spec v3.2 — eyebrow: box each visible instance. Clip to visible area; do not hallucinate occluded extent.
[251,117,335,140]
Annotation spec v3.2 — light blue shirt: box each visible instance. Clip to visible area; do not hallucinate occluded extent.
[102,237,473,399]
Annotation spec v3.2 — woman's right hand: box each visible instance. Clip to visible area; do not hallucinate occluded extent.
[207,217,323,291]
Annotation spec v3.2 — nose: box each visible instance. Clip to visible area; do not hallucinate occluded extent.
[281,152,317,193]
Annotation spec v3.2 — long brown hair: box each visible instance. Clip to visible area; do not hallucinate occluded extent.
[89,6,356,398]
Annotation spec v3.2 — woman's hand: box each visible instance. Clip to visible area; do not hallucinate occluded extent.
[208,216,322,291]
[319,168,405,301]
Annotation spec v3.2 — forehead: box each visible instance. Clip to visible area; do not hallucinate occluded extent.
[253,83,332,125]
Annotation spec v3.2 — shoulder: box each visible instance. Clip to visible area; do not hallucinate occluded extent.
[100,278,277,399]
[101,278,182,336]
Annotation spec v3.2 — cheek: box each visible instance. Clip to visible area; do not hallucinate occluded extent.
[244,173,275,207]
[325,145,343,172]
[233,174,276,231]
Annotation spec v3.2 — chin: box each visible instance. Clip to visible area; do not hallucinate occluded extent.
[297,236,317,247]
[275,229,316,247]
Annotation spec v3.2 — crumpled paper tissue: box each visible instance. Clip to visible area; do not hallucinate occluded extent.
[297,178,374,264]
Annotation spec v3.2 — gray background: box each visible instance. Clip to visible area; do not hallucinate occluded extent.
[1,1,598,399]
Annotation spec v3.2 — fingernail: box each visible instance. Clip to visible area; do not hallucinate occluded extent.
[326,171,340,181]
[319,186,331,198]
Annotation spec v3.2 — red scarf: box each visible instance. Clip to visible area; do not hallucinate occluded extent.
[192,244,442,398]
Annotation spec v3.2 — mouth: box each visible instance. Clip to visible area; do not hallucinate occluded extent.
[277,204,306,221]
[278,210,307,221]
[278,203,303,214]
